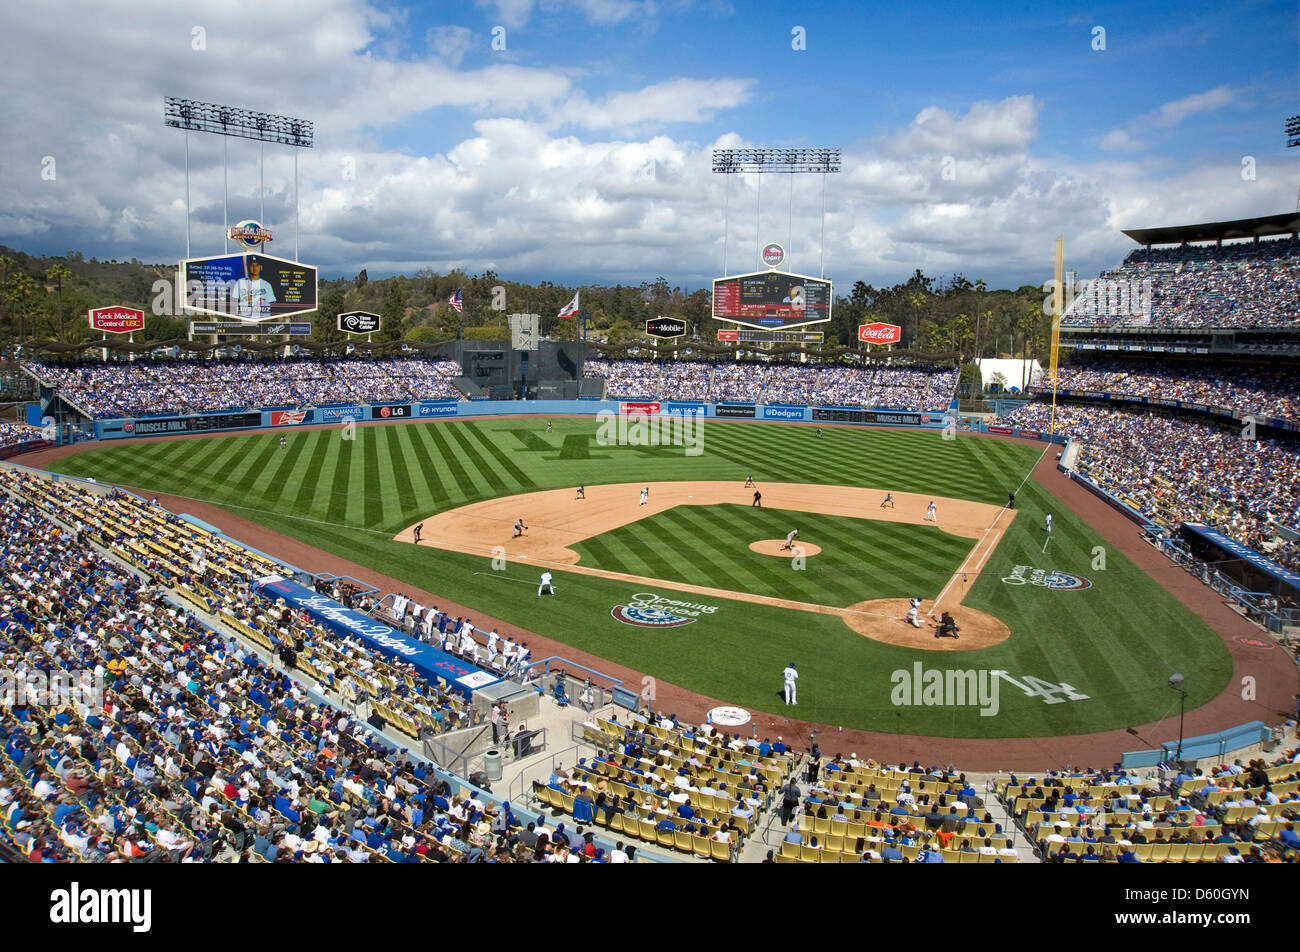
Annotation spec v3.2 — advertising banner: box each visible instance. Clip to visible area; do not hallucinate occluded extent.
[418,401,460,418]
[714,404,756,418]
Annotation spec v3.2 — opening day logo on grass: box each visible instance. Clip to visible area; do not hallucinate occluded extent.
[611,592,718,628]
[1001,565,1092,590]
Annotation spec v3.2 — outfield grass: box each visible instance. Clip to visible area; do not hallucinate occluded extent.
[48,418,1234,737]
[573,504,971,607]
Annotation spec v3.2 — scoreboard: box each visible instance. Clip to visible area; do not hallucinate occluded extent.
[712,270,831,330]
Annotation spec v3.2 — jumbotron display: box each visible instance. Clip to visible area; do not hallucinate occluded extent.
[712,270,832,329]
[181,252,318,320]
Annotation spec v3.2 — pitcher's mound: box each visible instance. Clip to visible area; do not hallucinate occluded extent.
[841,598,1010,651]
[749,540,822,558]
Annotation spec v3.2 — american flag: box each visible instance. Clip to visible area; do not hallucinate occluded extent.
[447,289,464,313]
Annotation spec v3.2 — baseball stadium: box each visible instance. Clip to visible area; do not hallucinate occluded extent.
[2,2,1299,886]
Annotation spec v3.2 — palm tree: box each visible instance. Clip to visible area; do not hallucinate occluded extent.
[6,272,36,352]
[45,263,73,340]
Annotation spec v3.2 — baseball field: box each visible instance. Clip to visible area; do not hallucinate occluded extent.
[47,416,1234,738]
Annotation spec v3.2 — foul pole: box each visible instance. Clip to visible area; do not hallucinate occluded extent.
[1049,236,1064,436]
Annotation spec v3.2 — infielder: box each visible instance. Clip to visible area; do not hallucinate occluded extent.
[1045,513,1053,533]
[512,517,527,538]
[744,476,755,488]
[881,493,895,509]
[925,500,938,522]
[538,570,555,597]
[905,596,923,628]
[412,522,423,544]
[781,528,799,551]
[639,486,649,506]
[575,485,585,499]
[783,662,799,705]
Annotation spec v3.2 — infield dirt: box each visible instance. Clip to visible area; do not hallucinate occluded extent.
[399,481,1014,650]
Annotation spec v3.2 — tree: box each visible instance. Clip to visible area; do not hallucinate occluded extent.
[6,273,37,347]
[354,269,368,290]
[45,263,73,340]
[378,282,405,342]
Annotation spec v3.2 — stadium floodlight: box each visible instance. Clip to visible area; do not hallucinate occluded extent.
[1287,115,1300,148]
[711,148,842,278]
[164,98,314,147]
[711,147,840,174]
[164,97,314,260]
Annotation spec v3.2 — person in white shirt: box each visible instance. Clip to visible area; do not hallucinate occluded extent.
[538,571,555,597]
[783,662,798,705]
[231,256,277,318]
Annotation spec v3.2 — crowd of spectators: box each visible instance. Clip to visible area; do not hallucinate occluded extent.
[1043,358,1300,424]
[1063,238,1300,329]
[24,358,463,419]
[1004,402,1300,570]
[0,422,42,450]
[582,360,957,410]
[999,757,1300,863]
[0,470,607,863]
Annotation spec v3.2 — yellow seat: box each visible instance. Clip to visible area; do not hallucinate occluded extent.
[693,835,712,859]
[710,838,731,862]
[800,843,821,863]
[638,818,658,842]
[781,839,800,859]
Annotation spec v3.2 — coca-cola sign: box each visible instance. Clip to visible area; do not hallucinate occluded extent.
[89,306,146,334]
[858,322,901,344]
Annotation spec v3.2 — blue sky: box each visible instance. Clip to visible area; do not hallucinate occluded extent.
[1,0,1297,292]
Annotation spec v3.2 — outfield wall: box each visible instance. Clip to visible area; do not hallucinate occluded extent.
[88,399,1069,441]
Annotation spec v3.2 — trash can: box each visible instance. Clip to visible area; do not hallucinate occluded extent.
[484,748,503,782]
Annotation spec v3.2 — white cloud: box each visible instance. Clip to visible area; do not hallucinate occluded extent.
[554,77,756,130]
[1101,85,1236,152]
[426,25,475,68]
[0,4,1287,293]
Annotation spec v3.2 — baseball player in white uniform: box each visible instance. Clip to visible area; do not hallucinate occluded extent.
[781,528,799,551]
[925,500,938,522]
[486,629,499,664]
[783,662,798,705]
[905,597,923,628]
[1045,513,1053,533]
[538,570,555,597]
[639,486,649,506]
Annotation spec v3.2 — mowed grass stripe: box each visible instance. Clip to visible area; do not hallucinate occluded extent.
[646,508,765,595]
[228,436,282,497]
[592,521,687,582]
[361,427,384,528]
[325,439,356,525]
[297,431,338,517]
[686,505,820,599]
[443,423,509,496]
[462,421,537,490]
[385,426,420,525]
[406,426,448,514]
[425,423,481,504]
[250,431,312,499]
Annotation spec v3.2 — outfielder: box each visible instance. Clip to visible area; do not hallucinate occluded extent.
[639,486,649,506]
[925,500,938,522]
[1045,513,1053,533]
[881,493,895,509]
[905,596,923,628]
[781,528,799,551]
[783,662,799,705]
[538,570,555,597]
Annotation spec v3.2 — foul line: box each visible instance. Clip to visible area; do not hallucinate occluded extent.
[928,443,1047,616]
